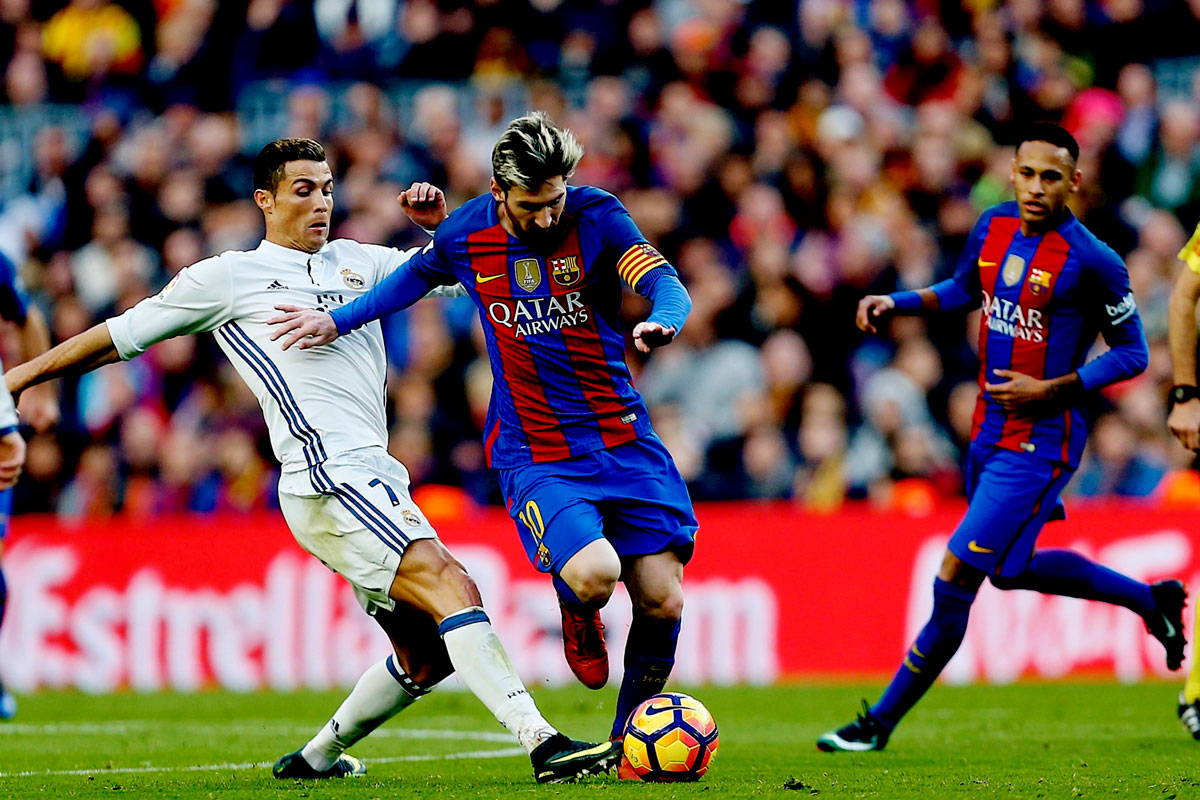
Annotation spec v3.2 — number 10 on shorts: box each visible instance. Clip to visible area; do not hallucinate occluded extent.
[518,500,552,568]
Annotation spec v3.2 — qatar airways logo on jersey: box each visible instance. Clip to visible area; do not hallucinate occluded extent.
[981,290,1045,342]
[487,290,590,338]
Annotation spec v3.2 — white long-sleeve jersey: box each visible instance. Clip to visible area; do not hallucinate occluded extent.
[107,238,463,474]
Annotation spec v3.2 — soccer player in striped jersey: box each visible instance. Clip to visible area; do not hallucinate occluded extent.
[818,123,1186,752]
[1166,218,1200,740]
[270,112,698,764]
[3,138,619,782]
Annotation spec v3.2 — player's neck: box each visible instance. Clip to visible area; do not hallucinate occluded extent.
[1020,208,1068,238]
[495,200,518,239]
[264,230,322,254]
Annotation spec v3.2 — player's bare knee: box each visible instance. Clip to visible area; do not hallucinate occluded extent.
[560,541,621,604]
[569,571,619,606]
[633,587,684,620]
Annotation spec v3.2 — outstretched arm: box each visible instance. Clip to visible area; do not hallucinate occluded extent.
[631,266,691,353]
[5,323,121,403]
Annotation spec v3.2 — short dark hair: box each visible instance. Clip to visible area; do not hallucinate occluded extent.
[1016,122,1079,164]
[491,111,584,192]
[253,138,326,194]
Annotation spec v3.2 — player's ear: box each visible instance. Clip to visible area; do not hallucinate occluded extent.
[1069,168,1083,193]
[489,178,504,202]
[254,188,274,213]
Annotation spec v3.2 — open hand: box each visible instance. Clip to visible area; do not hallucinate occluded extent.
[632,321,677,354]
[268,305,340,351]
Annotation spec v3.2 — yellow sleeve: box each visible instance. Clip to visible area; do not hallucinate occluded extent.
[1179,221,1200,274]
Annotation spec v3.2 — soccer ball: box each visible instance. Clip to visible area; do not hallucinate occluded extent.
[622,692,719,782]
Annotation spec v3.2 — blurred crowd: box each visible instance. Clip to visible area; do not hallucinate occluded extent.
[2,0,1200,518]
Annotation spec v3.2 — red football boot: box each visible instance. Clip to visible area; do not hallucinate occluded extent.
[559,600,609,689]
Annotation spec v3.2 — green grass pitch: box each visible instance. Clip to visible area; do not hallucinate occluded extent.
[0,682,1196,798]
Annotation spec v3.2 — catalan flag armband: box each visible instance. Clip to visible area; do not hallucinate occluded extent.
[1179,221,1200,275]
[617,243,669,289]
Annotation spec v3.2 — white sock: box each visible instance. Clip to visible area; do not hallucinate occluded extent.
[301,655,423,770]
[439,607,557,754]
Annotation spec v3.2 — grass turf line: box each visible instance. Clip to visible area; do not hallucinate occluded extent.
[0,682,1195,799]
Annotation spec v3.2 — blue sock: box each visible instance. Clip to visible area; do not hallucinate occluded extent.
[994,549,1154,616]
[871,579,976,729]
[611,615,679,740]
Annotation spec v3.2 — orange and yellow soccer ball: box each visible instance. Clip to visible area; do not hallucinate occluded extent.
[622,692,719,782]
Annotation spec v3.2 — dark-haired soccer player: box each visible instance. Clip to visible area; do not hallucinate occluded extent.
[818,123,1186,751]
[269,112,697,764]
[4,138,620,782]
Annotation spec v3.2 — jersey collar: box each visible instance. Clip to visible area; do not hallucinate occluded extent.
[255,239,330,265]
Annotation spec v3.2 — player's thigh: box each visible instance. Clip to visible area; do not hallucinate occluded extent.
[597,436,699,563]
[948,448,1073,578]
[280,451,440,615]
[387,538,482,621]
[497,462,606,576]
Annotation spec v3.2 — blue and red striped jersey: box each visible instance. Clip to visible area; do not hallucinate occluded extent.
[334,185,683,469]
[919,202,1147,467]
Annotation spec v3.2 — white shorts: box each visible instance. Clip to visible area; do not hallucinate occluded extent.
[278,447,438,615]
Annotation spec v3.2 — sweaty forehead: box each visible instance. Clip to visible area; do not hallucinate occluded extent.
[1015,141,1073,171]
[283,160,332,184]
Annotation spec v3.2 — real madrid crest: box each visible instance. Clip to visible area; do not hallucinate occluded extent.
[550,255,582,286]
[401,509,422,528]
[341,268,365,289]
[514,258,542,292]
[1001,254,1026,287]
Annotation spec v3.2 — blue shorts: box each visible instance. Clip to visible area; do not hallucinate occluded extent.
[0,487,11,541]
[948,444,1073,578]
[496,434,698,576]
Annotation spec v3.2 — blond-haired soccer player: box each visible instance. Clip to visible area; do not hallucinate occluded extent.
[5,138,619,782]
[1166,221,1200,740]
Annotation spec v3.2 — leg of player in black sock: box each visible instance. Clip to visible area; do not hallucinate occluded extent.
[612,551,685,739]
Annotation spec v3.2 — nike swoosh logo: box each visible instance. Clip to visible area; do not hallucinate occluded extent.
[978,260,998,268]
[1163,614,1177,638]
[475,273,506,284]
[967,540,995,554]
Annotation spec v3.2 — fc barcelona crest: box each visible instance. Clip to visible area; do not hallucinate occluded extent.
[1001,254,1026,287]
[514,258,542,292]
[550,255,582,286]
[1027,267,1052,294]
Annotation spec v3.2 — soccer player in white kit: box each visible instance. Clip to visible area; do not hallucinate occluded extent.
[4,138,620,783]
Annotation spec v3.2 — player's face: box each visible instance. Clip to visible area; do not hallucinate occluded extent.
[255,160,334,253]
[491,176,568,250]
[1011,141,1080,234]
